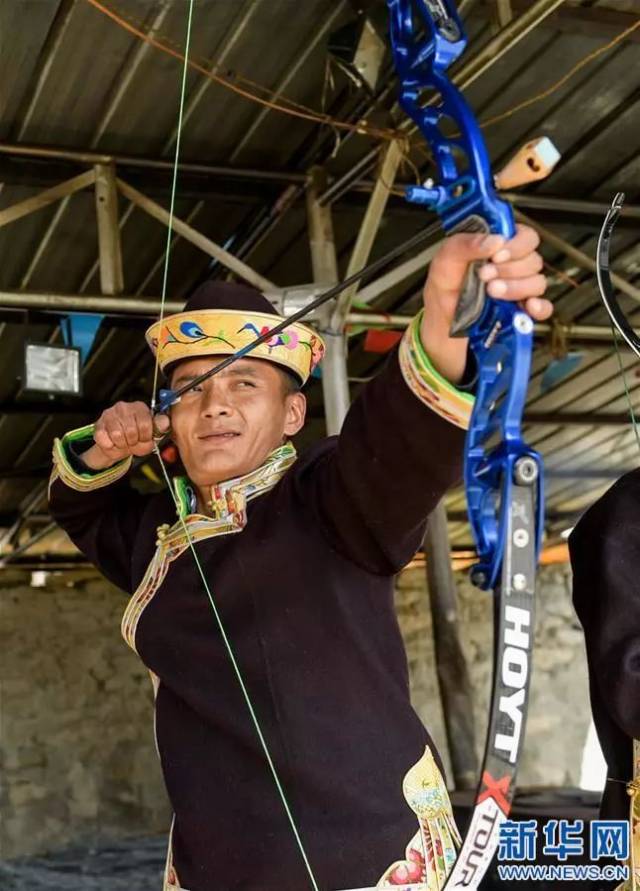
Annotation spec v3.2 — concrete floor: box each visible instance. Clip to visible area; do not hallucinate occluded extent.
[0,836,165,890]
[0,823,617,890]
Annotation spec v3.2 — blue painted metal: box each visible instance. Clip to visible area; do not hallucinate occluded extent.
[61,314,104,365]
[386,0,543,591]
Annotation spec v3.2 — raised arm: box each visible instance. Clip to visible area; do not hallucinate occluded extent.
[303,227,551,574]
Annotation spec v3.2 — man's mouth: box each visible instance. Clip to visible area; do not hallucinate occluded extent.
[199,432,240,441]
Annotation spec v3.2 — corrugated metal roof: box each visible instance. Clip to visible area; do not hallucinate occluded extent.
[0,0,639,561]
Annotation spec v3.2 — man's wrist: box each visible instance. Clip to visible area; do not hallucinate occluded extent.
[398,312,474,431]
[419,306,468,385]
[51,425,133,492]
[76,443,118,471]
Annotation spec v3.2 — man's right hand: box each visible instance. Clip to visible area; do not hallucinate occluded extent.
[81,401,171,470]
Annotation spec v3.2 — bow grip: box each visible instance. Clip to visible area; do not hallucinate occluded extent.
[448,214,493,337]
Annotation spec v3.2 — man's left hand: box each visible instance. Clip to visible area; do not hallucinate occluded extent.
[420,224,553,385]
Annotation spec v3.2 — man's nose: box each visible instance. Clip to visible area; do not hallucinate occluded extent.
[200,382,233,416]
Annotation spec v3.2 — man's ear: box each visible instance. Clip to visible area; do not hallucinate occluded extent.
[283,392,306,437]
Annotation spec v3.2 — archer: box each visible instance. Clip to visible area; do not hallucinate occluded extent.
[49,228,550,891]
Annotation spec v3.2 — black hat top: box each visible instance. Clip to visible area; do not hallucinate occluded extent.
[183,281,277,316]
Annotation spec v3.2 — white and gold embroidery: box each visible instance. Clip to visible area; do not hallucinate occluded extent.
[399,312,474,431]
[50,424,131,493]
[121,442,297,653]
[377,746,461,889]
[617,739,640,891]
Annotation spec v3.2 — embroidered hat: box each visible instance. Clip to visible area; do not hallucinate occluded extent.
[145,281,325,385]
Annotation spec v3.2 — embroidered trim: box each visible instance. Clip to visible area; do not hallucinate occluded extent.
[121,441,298,891]
[121,514,245,652]
[172,441,297,520]
[121,442,297,652]
[51,424,132,492]
[164,816,181,891]
[617,739,640,891]
[398,311,474,431]
[145,309,325,385]
[377,746,461,889]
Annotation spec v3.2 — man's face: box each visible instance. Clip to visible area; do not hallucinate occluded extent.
[169,356,306,486]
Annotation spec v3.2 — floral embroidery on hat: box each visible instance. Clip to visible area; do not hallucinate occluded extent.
[146,309,325,385]
[158,321,235,350]
[238,322,302,352]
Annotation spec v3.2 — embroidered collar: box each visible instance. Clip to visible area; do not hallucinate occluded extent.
[171,441,297,521]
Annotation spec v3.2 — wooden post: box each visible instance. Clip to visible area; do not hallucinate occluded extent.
[94,163,124,295]
[424,500,478,789]
[0,170,95,228]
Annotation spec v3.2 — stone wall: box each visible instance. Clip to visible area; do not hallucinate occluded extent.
[395,563,593,787]
[1,562,592,859]
[0,570,171,859]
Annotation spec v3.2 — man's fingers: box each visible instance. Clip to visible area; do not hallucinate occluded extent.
[132,402,155,443]
[438,224,540,267]
[437,232,506,266]
[93,424,120,455]
[486,273,547,301]
[153,413,171,436]
[478,253,544,282]
[490,223,540,262]
[523,296,554,321]
[108,417,133,449]
[93,401,157,457]
[130,441,157,457]
[113,401,153,447]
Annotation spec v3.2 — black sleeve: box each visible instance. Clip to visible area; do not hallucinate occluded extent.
[569,469,640,740]
[48,431,150,594]
[300,346,466,575]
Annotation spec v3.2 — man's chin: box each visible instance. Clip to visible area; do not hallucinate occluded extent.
[189,450,254,486]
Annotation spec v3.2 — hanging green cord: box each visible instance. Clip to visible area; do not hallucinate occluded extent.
[150,0,194,408]
[152,448,320,891]
[147,5,320,888]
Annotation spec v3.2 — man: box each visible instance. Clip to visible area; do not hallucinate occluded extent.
[49,228,550,891]
[569,475,640,881]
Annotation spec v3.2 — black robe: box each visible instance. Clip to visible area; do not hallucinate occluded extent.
[569,470,640,819]
[49,347,466,891]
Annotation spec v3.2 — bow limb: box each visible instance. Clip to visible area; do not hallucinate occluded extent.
[596,193,640,359]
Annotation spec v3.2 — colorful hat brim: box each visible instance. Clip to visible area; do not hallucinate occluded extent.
[145,309,325,385]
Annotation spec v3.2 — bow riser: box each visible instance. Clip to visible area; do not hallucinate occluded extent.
[466,307,544,590]
[387,0,542,589]
[388,0,514,235]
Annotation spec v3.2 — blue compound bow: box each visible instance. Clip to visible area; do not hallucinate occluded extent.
[386,0,544,885]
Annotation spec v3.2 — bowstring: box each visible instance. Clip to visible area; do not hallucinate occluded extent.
[610,324,640,454]
[149,5,319,888]
[152,450,319,890]
[149,0,194,408]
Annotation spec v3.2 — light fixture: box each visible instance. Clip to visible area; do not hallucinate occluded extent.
[24,342,82,397]
[328,9,386,93]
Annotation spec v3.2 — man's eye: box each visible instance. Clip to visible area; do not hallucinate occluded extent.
[237,380,255,388]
